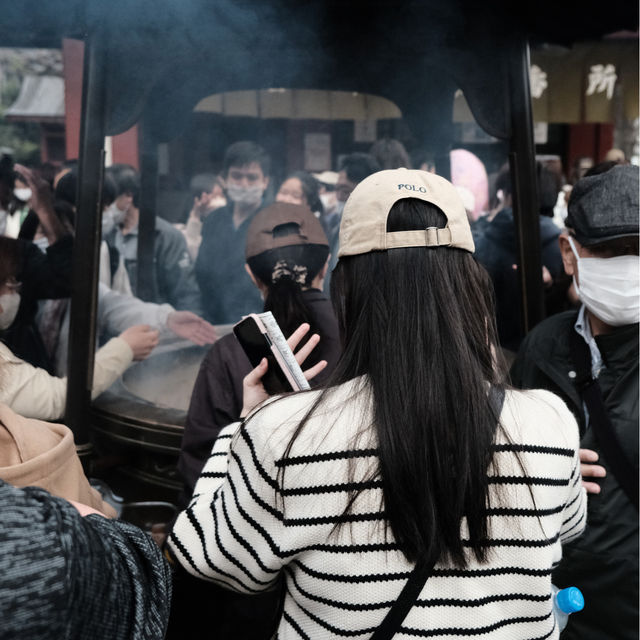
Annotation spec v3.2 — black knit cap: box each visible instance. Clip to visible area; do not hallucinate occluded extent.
[566,164,639,246]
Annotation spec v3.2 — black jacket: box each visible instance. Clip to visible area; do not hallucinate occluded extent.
[1,236,73,371]
[474,208,564,351]
[511,311,638,640]
[177,289,341,508]
[195,204,264,324]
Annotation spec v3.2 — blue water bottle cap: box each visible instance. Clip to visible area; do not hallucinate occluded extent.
[556,587,585,614]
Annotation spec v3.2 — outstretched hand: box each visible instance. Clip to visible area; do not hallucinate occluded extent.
[167,311,217,346]
[119,324,160,361]
[580,448,606,494]
[240,323,327,418]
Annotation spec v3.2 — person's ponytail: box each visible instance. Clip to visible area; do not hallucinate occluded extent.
[264,261,317,339]
[247,243,329,364]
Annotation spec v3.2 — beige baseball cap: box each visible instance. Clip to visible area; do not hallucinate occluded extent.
[338,168,475,258]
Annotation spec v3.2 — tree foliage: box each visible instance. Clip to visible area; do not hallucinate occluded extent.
[0,48,62,165]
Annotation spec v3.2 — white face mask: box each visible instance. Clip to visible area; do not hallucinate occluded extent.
[319,192,335,211]
[13,187,32,203]
[108,202,128,226]
[569,236,640,327]
[0,292,20,330]
[226,183,264,207]
[102,202,128,235]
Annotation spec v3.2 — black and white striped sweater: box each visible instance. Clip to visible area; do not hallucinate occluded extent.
[169,379,587,639]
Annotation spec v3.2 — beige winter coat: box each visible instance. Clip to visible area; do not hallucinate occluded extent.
[0,336,133,420]
[0,403,116,517]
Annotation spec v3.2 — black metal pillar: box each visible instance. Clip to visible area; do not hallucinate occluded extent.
[136,121,158,302]
[405,94,453,180]
[434,145,452,182]
[508,37,544,335]
[65,34,106,448]
[434,93,454,181]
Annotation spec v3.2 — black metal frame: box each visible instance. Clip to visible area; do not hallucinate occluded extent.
[65,32,106,448]
[508,39,544,334]
[63,32,545,442]
[136,122,159,303]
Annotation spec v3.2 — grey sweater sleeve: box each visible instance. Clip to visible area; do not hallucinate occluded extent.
[154,220,202,313]
[0,481,172,640]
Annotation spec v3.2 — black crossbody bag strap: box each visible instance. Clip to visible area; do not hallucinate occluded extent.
[371,386,506,640]
[369,558,436,640]
[569,330,639,511]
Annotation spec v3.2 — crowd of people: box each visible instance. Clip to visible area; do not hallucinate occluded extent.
[0,138,636,640]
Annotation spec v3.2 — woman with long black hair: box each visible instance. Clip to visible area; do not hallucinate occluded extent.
[170,169,586,639]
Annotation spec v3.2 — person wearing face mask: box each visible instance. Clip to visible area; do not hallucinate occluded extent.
[103,165,202,313]
[195,141,272,324]
[3,176,32,239]
[511,163,639,640]
[0,237,162,420]
[25,171,217,377]
[312,170,338,218]
[1,165,73,372]
[102,164,134,238]
[47,168,133,294]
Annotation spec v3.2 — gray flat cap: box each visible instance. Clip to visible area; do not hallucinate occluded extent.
[566,164,639,246]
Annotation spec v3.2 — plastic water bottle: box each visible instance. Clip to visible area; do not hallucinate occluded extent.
[552,585,585,631]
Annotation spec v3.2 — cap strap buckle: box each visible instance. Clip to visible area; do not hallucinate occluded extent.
[385,227,453,250]
[425,227,452,247]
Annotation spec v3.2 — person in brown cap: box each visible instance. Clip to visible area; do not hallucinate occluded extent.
[169,169,585,639]
[178,201,340,505]
[171,201,340,639]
